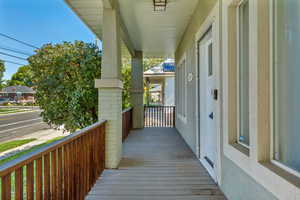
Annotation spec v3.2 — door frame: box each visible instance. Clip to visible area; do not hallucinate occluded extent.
[195,2,222,184]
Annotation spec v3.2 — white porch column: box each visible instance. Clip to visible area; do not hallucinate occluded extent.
[95,7,122,169]
[130,51,144,129]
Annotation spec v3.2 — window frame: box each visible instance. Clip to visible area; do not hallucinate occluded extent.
[269,0,300,179]
[177,55,187,123]
[236,0,250,148]
[223,0,300,198]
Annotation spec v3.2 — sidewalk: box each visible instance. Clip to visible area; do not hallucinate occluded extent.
[0,128,70,160]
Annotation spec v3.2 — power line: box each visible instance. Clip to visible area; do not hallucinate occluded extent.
[0,59,27,66]
[0,46,32,56]
[0,33,39,49]
[0,51,28,61]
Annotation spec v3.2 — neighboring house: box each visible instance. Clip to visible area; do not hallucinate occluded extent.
[144,59,175,106]
[0,85,35,103]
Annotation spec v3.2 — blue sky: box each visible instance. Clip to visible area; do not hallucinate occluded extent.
[0,0,97,80]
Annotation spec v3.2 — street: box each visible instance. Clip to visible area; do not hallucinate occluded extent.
[0,110,50,143]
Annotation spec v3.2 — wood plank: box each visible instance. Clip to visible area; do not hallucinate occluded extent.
[1,174,11,200]
[57,147,63,200]
[85,128,226,200]
[44,153,51,200]
[51,150,57,200]
[63,144,70,200]
[35,158,43,200]
[0,121,106,177]
[26,162,34,200]
[15,167,23,200]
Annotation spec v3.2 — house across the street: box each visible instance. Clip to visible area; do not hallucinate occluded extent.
[0,86,36,104]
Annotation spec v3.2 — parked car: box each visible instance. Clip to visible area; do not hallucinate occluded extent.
[0,98,10,105]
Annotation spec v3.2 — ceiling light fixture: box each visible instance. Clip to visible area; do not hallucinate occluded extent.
[153,0,167,12]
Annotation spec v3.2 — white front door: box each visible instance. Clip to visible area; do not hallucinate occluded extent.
[198,27,218,182]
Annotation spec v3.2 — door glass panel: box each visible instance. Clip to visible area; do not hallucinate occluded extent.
[208,43,213,76]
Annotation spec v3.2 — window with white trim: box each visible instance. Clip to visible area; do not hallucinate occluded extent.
[177,59,186,119]
[272,0,300,174]
[237,0,250,147]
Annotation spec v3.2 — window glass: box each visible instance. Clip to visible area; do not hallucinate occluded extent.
[238,0,250,146]
[181,61,186,117]
[273,0,300,172]
[208,43,213,76]
[177,60,186,118]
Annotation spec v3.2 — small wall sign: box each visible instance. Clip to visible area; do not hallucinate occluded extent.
[188,73,193,82]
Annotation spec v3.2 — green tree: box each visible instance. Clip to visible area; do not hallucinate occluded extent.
[122,66,131,109]
[143,57,164,71]
[28,41,101,132]
[121,57,164,109]
[0,61,5,90]
[7,65,34,87]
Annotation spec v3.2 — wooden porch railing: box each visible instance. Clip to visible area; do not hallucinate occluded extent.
[144,106,175,127]
[0,120,106,200]
[122,108,133,142]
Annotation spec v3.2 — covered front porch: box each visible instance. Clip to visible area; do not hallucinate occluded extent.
[86,127,226,200]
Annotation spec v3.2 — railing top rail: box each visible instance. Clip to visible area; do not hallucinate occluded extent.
[0,120,107,176]
[144,105,175,107]
[122,107,133,113]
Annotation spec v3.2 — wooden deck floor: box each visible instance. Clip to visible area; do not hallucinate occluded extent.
[86,128,227,200]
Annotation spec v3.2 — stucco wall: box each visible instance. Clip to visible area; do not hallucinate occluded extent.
[174,0,282,199]
[221,157,278,200]
[165,77,175,106]
[175,0,217,155]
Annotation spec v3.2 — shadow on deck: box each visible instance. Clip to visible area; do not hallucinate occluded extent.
[86,128,227,200]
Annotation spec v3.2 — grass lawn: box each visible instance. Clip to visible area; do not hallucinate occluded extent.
[0,136,65,166]
[0,136,65,198]
[0,108,28,115]
[0,138,37,153]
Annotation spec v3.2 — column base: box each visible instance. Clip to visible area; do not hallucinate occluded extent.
[96,79,123,169]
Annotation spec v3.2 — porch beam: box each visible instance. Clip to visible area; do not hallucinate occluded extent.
[103,0,114,9]
[120,17,135,57]
[131,51,144,129]
[96,7,122,169]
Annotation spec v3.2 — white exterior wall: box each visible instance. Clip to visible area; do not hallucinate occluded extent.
[174,0,298,199]
[175,0,217,156]
[164,77,175,106]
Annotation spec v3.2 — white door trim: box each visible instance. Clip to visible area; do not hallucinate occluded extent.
[195,2,222,184]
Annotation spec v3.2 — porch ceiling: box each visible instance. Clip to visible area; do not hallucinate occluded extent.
[118,0,198,57]
[65,0,198,57]
[65,0,103,38]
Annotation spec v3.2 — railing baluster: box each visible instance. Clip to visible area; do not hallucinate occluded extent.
[26,162,34,200]
[51,150,57,200]
[1,174,11,200]
[36,158,43,200]
[44,153,51,200]
[69,143,75,200]
[0,121,106,200]
[143,106,175,128]
[57,147,63,200]
[63,144,69,200]
[155,107,157,127]
[163,107,165,127]
[84,134,88,195]
[15,167,23,200]
[168,106,170,127]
